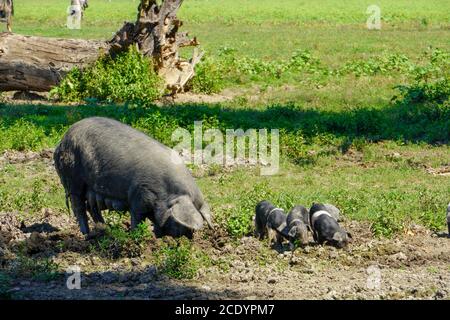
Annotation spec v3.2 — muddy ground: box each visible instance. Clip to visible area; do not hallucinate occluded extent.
[0,151,449,300]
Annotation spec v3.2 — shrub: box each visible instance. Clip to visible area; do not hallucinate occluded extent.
[0,119,52,151]
[189,54,225,94]
[370,210,405,238]
[94,220,152,259]
[338,53,412,76]
[392,49,449,127]
[288,49,323,73]
[226,182,274,238]
[154,237,208,279]
[132,111,180,147]
[51,46,163,104]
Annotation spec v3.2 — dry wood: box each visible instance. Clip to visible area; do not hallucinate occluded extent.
[0,0,200,93]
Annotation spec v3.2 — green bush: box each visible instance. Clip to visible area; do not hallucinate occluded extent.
[0,119,58,151]
[94,220,152,259]
[338,53,412,77]
[189,54,225,94]
[371,211,405,238]
[154,237,208,279]
[288,49,323,73]
[51,47,163,104]
[392,49,449,127]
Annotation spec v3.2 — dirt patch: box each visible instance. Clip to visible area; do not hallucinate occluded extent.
[1,90,238,106]
[425,165,450,177]
[159,92,236,105]
[0,209,449,300]
[0,149,54,165]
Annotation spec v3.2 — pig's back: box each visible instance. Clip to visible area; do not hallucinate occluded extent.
[59,117,197,200]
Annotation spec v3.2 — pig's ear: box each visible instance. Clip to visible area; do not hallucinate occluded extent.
[288,227,297,238]
[332,232,344,242]
[169,200,204,231]
[199,203,213,229]
[158,196,204,231]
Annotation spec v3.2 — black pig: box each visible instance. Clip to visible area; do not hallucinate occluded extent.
[54,117,212,238]
[309,203,351,248]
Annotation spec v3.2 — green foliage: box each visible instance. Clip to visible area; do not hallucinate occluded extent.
[338,53,412,76]
[14,254,60,281]
[30,180,47,211]
[369,192,410,238]
[288,49,323,73]
[371,210,405,238]
[395,49,449,107]
[0,119,59,151]
[154,237,209,279]
[417,190,446,231]
[189,54,225,94]
[132,111,180,147]
[188,48,448,92]
[51,47,163,104]
[390,49,449,142]
[94,220,152,259]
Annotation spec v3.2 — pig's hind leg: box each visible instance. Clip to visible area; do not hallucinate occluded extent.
[86,191,105,224]
[70,193,90,235]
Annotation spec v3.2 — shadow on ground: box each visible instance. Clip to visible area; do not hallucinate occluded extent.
[0,99,448,146]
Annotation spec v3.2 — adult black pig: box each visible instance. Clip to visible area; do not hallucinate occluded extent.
[54,117,212,238]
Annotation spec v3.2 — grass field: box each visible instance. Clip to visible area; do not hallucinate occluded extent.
[0,0,449,299]
[2,0,449,234]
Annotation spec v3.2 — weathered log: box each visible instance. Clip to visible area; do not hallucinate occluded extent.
[0,33,106,92]
[0,0,200,93]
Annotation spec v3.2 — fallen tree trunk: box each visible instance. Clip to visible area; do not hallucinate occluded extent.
[0,33,107,92]
[0,0,201,93]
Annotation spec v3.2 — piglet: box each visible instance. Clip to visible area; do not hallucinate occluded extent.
[309,203,352,248]
[286,205,310,249]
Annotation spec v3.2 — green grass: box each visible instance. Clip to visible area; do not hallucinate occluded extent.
[91,213,153,259]
[13,253,60,282]
[153,237,210,279]
[12,0,450,36]
[9,0,450,61]
[0,102,448,237]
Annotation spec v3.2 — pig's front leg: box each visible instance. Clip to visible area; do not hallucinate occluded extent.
[130,209,146,230]
[70,194,90,235]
